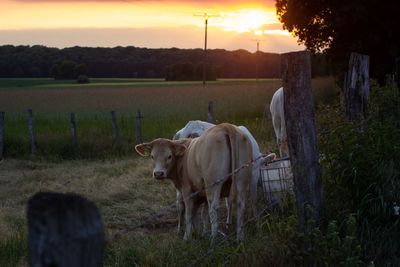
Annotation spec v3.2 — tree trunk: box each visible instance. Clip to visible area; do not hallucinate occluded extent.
[281,51,323,231]
[344,52,370,121]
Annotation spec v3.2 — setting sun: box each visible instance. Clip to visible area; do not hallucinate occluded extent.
[214,8,279,34]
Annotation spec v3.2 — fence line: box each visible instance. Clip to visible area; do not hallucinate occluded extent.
[70,112,77,146]
[0,111,4,159]
[110,153,273,241]
[28,109,36,158]
[0,101,218,158]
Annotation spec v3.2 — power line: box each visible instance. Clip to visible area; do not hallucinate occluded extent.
[194,12,220,86]
[250,39,266,81]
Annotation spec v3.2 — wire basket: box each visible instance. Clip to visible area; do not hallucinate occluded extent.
[260,159,293,206]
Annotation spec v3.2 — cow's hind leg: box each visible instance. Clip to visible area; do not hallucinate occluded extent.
[235,161,251,241]
[201,202,209,236]
[207,185,222,242]
[183,198,194,241]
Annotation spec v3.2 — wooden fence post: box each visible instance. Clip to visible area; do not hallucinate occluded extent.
[0,111,4,159]
[395,57,400,88]
[110,111,121,147]
[135,109,143,145]
[27,192,105,267]
[343,52,370,121]
[70,113,77,146]
[281,51,323,231]
[207,101,215,123]
[28,109,36,158]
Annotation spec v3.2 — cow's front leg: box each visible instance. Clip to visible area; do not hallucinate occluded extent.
[183,196,194,241]
[176,191,185,234]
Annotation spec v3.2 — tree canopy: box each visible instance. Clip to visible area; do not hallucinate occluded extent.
[0,45,329,80]
[276,0,400,82]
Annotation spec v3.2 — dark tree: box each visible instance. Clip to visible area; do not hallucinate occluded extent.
[276,0,400,82]
[74,63,88,77]
[59,60,77,79]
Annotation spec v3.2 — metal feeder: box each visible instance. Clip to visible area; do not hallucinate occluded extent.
[260,158,293,206]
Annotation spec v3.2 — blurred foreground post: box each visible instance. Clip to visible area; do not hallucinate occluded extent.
[28,109,36,158]
[281,51,323,231]
[135,109,143,145]
[395,57,400,88]
[343,52,370,121]
[27,192,105,267]
[111,111,121,147]
[0,111,4,159]
[70,112,77,146]
[207,101,215,123]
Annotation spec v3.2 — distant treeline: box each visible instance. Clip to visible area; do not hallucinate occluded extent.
[0,45,330,79]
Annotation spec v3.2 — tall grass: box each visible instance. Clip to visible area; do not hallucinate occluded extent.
[0,78,335,159]
[318,82,400,265]
[0,77,348,266]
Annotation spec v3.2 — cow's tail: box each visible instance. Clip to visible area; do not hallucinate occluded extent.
[226,125,237,223]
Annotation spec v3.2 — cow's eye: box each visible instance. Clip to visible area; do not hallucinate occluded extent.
[168,155,172,160]
[151,155,154,159]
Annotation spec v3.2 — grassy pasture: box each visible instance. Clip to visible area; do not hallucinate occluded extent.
[0,77,339,266]
[0,77,336,159]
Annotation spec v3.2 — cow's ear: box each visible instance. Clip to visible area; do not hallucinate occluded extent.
[173,143,186,157]
[135,143,152,157]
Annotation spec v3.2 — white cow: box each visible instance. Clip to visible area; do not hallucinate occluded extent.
[270,87,288,158]
[173,120,273,231]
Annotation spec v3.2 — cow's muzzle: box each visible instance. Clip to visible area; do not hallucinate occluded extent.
[153,171,166,180]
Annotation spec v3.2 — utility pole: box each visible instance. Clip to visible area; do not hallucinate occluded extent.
[251,39,265,81]
[194,12,220,86]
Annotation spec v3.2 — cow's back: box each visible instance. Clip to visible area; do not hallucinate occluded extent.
[182,123,252,191]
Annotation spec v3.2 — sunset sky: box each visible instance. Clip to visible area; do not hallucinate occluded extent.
[0,0,304,53]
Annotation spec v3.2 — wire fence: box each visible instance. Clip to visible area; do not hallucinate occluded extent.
[109,153,276,241]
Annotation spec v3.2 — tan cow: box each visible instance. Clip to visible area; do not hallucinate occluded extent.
[135,123,252,241]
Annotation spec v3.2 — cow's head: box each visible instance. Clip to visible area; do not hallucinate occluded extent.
[135,138,187,180]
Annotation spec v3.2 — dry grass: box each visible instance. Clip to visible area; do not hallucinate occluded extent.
[0,158,178,241]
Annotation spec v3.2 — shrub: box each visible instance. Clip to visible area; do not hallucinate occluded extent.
[77,75,90,84]
[318,83,400,265]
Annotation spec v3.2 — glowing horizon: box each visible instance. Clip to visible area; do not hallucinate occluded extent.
[0,0,304,53]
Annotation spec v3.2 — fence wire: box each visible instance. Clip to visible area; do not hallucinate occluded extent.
[110,153,274,240]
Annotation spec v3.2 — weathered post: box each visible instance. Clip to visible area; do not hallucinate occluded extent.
[343,52,370,121]
[281,51,323,231]
[28,109,36,158]
[0,111,4,159]
[110,111,121,147]
[27,192,105,267]
[135,109,143,145]
[70,113,77,146]
[207,101,215,123]
[395,57,400,88]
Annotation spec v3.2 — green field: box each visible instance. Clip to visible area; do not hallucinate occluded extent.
[0,77,336,159]
[1,77,362,267]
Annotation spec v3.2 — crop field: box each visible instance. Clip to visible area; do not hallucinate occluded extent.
[0,77,335,159]
[0,77,339,266]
